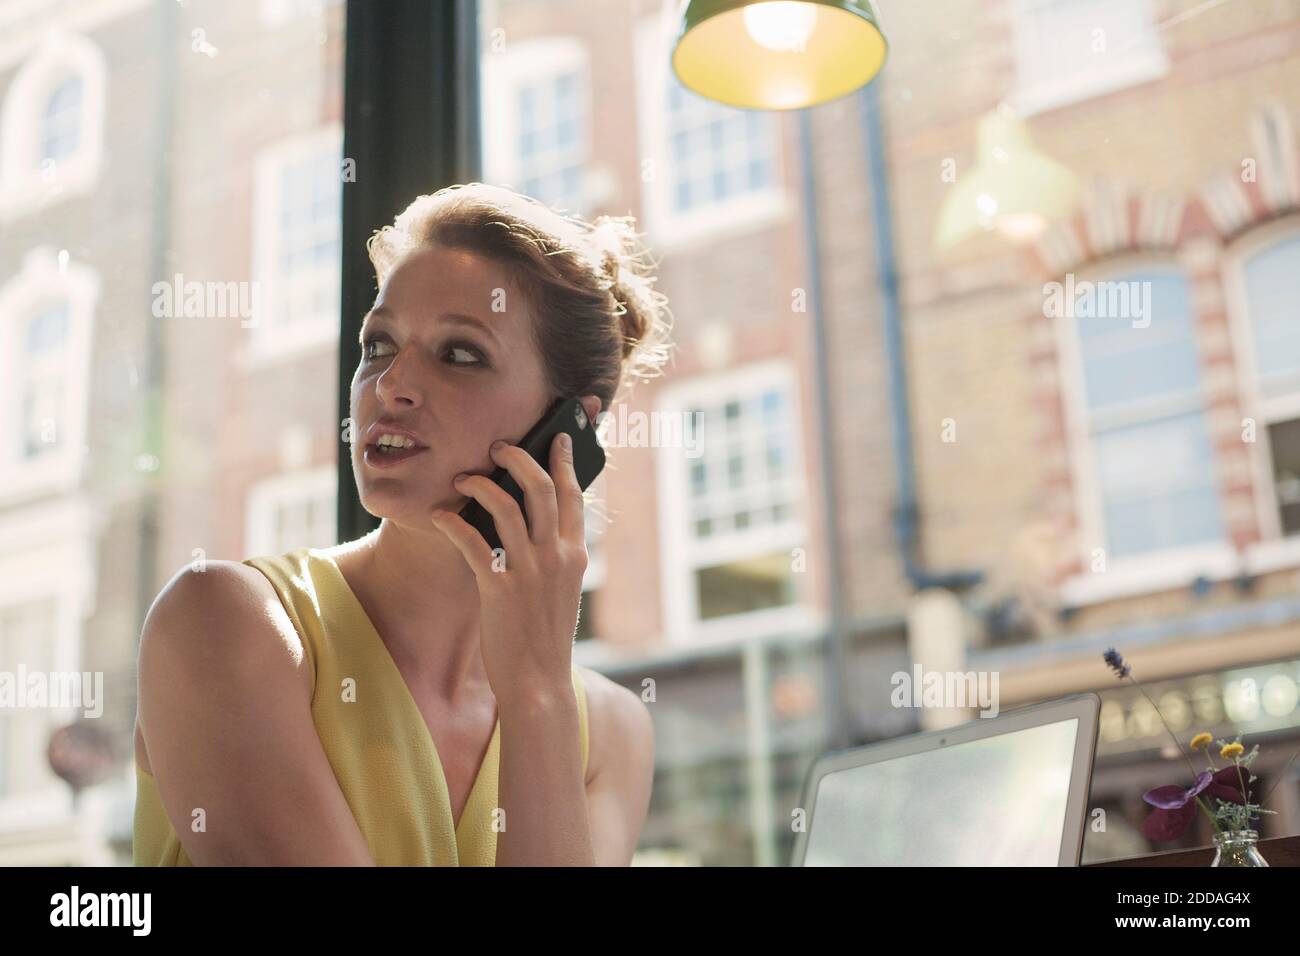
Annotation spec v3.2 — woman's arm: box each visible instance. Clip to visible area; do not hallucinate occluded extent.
[493,667,654,867]
[579,668,656,866]
[495,677,592,866]
[431,421,655,865]
[137,561,375,866]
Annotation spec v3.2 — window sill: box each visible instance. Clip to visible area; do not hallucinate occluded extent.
[1242,535,1300,576]
[1060,542,1240,607]
[1062,535,1300,608]
[675,602,825,648]
[0,160,101,223]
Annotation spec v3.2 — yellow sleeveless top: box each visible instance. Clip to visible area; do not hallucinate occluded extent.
[133,545,590,866]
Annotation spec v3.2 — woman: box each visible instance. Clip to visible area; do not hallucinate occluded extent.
[133,183,669,865]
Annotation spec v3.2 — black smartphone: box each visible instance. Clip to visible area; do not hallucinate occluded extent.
[457,396,606,551]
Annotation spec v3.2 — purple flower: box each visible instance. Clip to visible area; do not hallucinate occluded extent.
[1103,647,1131,679]
[1143,771,1212,809]
[1140,771,1212,841]
[1205,767,1249,807]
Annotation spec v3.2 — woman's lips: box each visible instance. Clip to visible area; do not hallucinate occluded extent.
[363,443,430,468]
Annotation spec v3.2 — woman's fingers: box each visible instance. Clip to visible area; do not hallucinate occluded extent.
[489,441,559,546]
[551,431,586,545]
[430,508,497,578]
[453,473,531,560]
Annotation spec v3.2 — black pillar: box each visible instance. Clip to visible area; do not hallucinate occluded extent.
[337,0,482,542]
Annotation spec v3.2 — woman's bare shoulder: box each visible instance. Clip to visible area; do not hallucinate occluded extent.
[138,560,312,709]
[574,665,654,785]
[134,559,374,864]
[142,558,284,633]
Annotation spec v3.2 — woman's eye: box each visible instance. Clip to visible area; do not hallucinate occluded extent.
[364,337,397,360]
[445,344,485,366]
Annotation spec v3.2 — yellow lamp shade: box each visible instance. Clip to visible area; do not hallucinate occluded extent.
[672,0,888,111]
[935,106,1080,251]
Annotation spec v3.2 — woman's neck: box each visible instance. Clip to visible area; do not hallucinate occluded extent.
[332,517,489,701]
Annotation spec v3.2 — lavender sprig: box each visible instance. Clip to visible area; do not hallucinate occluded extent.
[1104,647,1219,833]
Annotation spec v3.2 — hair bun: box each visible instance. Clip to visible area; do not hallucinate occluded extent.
[586,215,672,373]
[601,247,620,285]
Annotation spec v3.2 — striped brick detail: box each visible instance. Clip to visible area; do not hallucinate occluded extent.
[1025,185,1281,573]
[1249,103,1300,213]
[1032,218,1087,275]
[1080,178,1132,255]
[1180,108,1300,549]
[1135,190,1186,247]
[1199,174,1256,236]
[1175,230,1259,547]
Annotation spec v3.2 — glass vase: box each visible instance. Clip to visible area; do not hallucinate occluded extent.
[1210,830,1268,867]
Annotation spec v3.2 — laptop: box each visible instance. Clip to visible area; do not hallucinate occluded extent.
[791,693,1100,866]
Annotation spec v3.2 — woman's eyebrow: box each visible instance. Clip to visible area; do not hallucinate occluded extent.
[357,307,499,346]
[357,308,381,345]
[439,312,499,345]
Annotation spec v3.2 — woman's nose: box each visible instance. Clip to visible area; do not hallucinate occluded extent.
[374,346,425,408]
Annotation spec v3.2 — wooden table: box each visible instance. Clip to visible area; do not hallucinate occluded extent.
[1085,834,1299,866]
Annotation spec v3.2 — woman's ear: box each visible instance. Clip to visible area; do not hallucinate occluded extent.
[580,394,602,427]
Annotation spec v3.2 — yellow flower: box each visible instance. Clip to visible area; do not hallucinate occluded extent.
[1190,732,1213,752]
[1220,742,1244,759]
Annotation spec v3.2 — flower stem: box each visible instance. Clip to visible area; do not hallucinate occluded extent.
[1195,796,1222,834]
[1235,760,1251,829]
[1128,676,1198,781]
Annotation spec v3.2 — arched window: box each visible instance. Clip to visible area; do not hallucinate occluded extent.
[1241,234,1300,400]
[1226,225,1300,540]
[41,75,83,165]
[0,249,98,498]
[0,32,106,220]
[1059,266,1225,561]
[20,301,72,461]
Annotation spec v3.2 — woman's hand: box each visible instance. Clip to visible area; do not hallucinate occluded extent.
[430,430,588,702]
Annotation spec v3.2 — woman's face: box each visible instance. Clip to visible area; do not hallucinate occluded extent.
[350,245,554,523]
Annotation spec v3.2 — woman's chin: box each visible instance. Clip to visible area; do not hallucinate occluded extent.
[359,488,441,521]
[360,486,468,523]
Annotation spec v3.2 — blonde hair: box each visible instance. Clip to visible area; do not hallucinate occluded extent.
[367,183,674,413]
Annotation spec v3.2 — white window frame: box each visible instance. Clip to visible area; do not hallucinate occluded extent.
[1224,215,1300,573]
[632,10,791,254]
[244,464,338,558]
[0,497,96,831]
[243,123,343,367]
[1010,0,1170,117]
[0,30,107,222]
[655,359,815,645]
[0,247,98,506]
[1055,256,1234,605]
[481,36,592,214]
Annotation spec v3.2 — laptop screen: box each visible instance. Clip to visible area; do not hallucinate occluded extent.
[803,717,1081,866]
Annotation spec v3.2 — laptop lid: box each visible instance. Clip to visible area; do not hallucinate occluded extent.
[791,693,1100,866]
